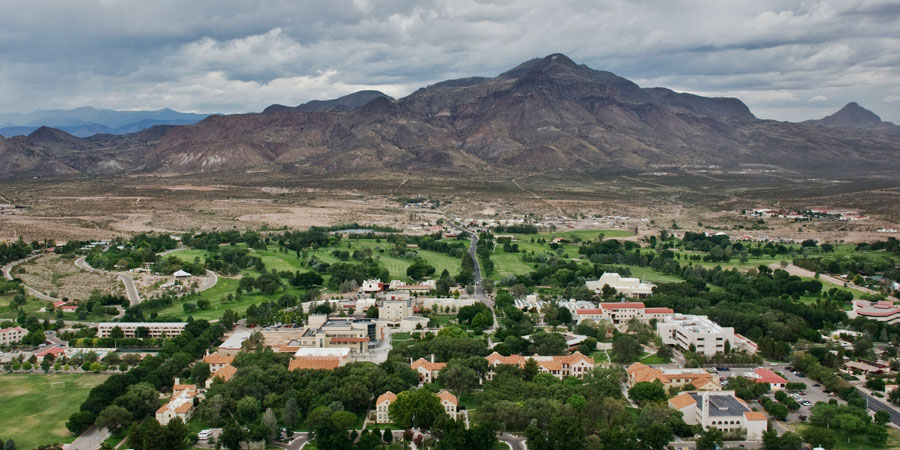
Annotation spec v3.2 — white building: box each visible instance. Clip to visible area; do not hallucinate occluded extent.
[379,299,414,321]
[669,391,767,440]
[0,326,27,345]
[574,302,673,328]
[156,380,197,425]
[218,331,254,355]
[97,322,186,339]
[361,279,385,294]
[585,273,655,298]
[421,297,477,312]
[375,391,396,423]
[657,314,757,356]
[438,391,458,420]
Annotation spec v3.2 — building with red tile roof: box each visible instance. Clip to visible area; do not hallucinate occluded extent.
[411,356,447,384]
[668,390,767,440]
[437,391,458,419]
[627,362,720,391]
[205,364,237,388]
[484,351,594,380]
[376,391,397,423]
[156,379,197,425]
[747,368,787,390]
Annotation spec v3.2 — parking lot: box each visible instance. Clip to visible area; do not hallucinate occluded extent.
[713,363,839,421]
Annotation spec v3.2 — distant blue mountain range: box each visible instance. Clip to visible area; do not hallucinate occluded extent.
[0,107,212,138]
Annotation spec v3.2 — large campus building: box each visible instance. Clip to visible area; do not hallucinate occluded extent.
[668,391,767,440]
[585,273,655,298]
[97,322,186,339]
[848,300,900,324]
[156,379,197,425]
[574,302,673,327]
[657,314,758,356]
[484,352,595,380]
[0,326,26,345]
[627,362,721,391]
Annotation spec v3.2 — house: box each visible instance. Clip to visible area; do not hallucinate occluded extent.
[375,391,396,423]
[0,326,26,345]
[173,270,192,279]
[289,347,351,371]
[205,364,237,389]
[34,346,65,361]
[411,356,446,384]
[585,273,655,299]
[97,322,186,339]
[627,363,720,391]
[747,368,787,390]
[844,360,888,376]
[202,352,235,373]
[668,391,767,440]
[437,391,458,420]
[657,314,757,356]
[484,352,594,380]
[156,379,197,425]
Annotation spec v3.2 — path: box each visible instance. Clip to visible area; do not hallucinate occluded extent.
[771,263,899,301]
[2,254,64,301]
[459,226,499,330]
[390,168,411,195]
[511,177,563,215]
[68,425,110,450]
[75,257,142,306]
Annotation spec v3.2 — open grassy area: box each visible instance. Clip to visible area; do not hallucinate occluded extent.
[640,352,670,365]
[791,423,900,449]
[0,373,109,449]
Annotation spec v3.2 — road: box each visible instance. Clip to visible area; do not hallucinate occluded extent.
[273,433,309,450]
[68,425,110,450]
[861,390,900,426]
[76,256,142,306]
[499,433,527,450]
[461,227,500,330]
[2,254,64,301]
[772,263,899,301]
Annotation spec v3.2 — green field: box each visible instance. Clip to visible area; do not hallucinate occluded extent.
[0,374,109,449]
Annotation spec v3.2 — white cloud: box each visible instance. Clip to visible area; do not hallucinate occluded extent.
[808,95,828,102]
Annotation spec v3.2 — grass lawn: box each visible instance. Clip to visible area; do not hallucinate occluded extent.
[791,424,900,449]
[0,373,109,449]
[590,350,610,364]
[640,353,670,365]
[0,295,50,320]
[491,251,535,278]
[623,266,684,284]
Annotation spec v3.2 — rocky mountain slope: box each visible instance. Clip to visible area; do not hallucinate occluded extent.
[804,102,895,128]
[2,54,898,178]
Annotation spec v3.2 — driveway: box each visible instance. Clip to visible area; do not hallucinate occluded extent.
[499,433,527,450]
[68,425,110,450]
[273,433,309,450]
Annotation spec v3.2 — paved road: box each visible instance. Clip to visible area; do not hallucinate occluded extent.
[861,390,900,426]
[772,263,899,301]
[68,425,110,450]
[76,256,142,306]
[273,433,309,450]
[461,227,500,330]
[499,433,527,450]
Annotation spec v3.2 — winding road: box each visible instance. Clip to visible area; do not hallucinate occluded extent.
[2,254,64,301]
[75,256,142,306]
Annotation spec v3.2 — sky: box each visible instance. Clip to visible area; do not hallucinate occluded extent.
[1,0,899,122]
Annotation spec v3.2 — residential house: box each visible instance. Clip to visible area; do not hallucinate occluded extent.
[437,391,458,420]
[202,352,235,373]
[411,356,446,384]
[375,391,396,424]
[205,364,237,389]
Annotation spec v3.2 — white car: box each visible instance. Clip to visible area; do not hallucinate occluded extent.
[198,430,211,440]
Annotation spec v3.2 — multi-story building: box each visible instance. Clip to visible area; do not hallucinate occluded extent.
[411,356,446,384]
[627,362,720,391]
[585,272,655,298]
[657,314,757,356]
[295,315,374,353]
[375,391,396,423]
[361,279,385,294]
[484,352,594,380]
[574,302,673,327]
[202,351,235,372]
[156,379,197,425]
[379,299,414,321]
[98,322,186,339]
[205,364,237,389]
[437,391,458,420]
[668,391,767,440]
[0,326,26,345]
[288,347,352,371]
[848,300,900,324]
[389,279,437,294]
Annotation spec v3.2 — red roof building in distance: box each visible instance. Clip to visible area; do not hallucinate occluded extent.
[850,300,900,324]
[749,368,788,389]
[34,346,65,360]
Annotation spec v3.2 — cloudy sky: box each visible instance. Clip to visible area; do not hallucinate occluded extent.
[2,0,899,122]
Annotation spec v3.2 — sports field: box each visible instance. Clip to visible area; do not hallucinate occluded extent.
[0,374,108,450]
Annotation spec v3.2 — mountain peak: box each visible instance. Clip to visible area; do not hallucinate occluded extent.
[263,90,394,114]
[807,102,884,128]
[500,53,586,79]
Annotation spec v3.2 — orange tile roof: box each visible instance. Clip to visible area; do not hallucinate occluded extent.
[289,357,342,371]
[173,384,196,392]
[576,308,604,315]
[211,364,237,382]
[753,368,787,385]
[485,352,526,367]
[691,377,715,389]
[411,358,447,372]
[376,391,397,405]
[437,391,458,406]
[538,360,563,371]
[175,402,193,413]
[669,393,696,409]
[203,352,234,365]
[644,307,674,314]
[599,302,645,310]
[744,411,766,421]
[157,403,171,414]
[628,362,669,383]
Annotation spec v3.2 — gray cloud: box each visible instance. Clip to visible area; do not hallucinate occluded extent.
[0,0,898,122]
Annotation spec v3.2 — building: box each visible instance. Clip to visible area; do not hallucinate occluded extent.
[411,356,446,384]
[657,314,758,356]
[484,352,594,380]
[203,352,235,373]
[34,346,66,361]
[421,297,477,312]
[746,368,787,390]
[627,362,720,391]
[574,302,674,327]
[375,391,396,423]
[668,391,767,440]
[437,391,458,420]
[289,347,351,371]
[388,279,437,294]
[97,322,186,339]
[156,380,197,425]
[379,299,414,322]
[361,279,385,294]
[296,315,374,353]
[0,326,26,345]
[848,300,900,324]
[205,364,237,389]
[218,331,253,355]
[173,269,192,279]
[585,273,655,298]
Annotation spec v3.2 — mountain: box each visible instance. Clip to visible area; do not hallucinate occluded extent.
[804,102,893,128]
[0,107,210,138]
[263,91,394,114]
[2,53,899,178]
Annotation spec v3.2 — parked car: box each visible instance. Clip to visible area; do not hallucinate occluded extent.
[197,430,211,440]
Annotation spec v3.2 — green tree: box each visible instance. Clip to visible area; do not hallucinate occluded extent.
[439,363,479,397]
[221,421,244,450]
[110,326,125,339]
[96,405,133,432]
[115,382,159,419]
[628,382,667,406]
[262,408,278,443]
[236,397,261,424]
[191,362,210,385]
[66,411,95,434]
[867,423,888,447]
[388,389,446,430]
[164,417,188,449]
[612,334,642,363]
[696,428,724,450]
[283,398,299,431]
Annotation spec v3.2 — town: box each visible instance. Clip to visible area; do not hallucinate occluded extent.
[1,222,900,450]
